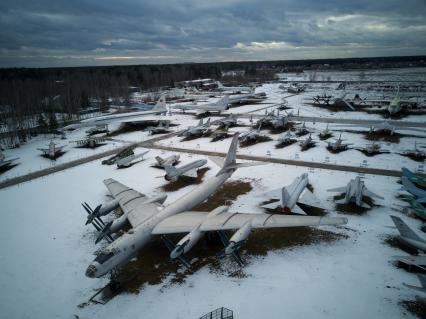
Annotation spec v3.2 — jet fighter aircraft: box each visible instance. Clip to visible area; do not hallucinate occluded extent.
[354,142,390,156]
[116,150,150,168]
[179,118,211,137]
[326,133,352,153]
[37,140,66,159]
[174,95,229,115]
[163,159,207,182]
[328,176,383,208]
[0,150,19,170]
[154,154,180,168]
[390,215,426,252]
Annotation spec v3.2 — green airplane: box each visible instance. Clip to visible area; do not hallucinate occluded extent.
[402,167,426,189]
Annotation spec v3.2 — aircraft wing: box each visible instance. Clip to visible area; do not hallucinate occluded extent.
[402,176,426,198]
[1,157,19,166]
[327,186,347,193]
[151,212,347,234]
[390,215,425,243]
[37,148,49,153]
[362,188,384,200]
[182,168,198,178]
[103,178,161,228]
[393,255,426,270]
[298,189,327,210]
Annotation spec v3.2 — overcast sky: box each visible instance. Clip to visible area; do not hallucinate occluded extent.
[1,0,425,68]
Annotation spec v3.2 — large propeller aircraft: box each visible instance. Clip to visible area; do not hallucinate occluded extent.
[83,134,347,278]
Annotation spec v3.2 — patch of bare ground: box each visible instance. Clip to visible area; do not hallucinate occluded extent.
[40,151,66,160]
[0,163,18,175]
[400,298,426,319]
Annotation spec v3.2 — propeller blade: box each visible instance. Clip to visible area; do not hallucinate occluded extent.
[95,221,113,244]
[231,251,244,266]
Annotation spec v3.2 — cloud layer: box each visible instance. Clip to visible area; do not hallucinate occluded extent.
[1,0,425,67]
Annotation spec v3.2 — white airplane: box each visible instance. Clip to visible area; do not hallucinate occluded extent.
[228,92,266,105]
[212,114,238,128]
[173,95,229,115]
[238,124,265,144]
[64,96,167,130]
[116,150,150,168]
[163,159,207,182]
[299,134,316,151]
[154,154,180,168]
[328,176,383,208]
[215,81,253,94]
[179,118,211,137]
[37,140,66,159]
[262,173,326,215]
[276,131,297,146]
[319,124,333,140]
[0,150,19,169]
[145,121,171,135]
[85,135,347,277]
[326,134,352,152]
[390,215,426,252]
[354,142,390,156]
[335,120,426,135]
[73,136,108,148]
[399,141,426,161]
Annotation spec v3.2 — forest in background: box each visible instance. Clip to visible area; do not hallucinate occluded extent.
[0,55,425,147]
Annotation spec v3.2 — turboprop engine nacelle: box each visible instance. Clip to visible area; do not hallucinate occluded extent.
[225,221,252,255]
[144,194,168,205]
[170,206,229,259]
[99,198,120,216]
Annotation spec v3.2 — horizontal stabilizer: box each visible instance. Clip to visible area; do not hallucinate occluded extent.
[360,201,371,209]
[261,201,281,210]
[292,204,307,215]
[183,169,198,178]
[390,215,425,242]
[298,189,326,209]
[208,156,225,168]
[363,188,384,200]
[335,199,348,205]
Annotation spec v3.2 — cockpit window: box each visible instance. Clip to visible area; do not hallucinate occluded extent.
[94,252,114,264]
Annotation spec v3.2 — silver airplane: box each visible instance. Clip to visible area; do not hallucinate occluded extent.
[269,112,289,129]
[262,173,325,215]
[154,154,180,168]
[295,122,312,136]
[299,134,316,151]
[0,150,19,169]
[179,118,211,137]
[163,159,207,182]
[212,114,238,128]
[64,96,167,130]
[328,176,383,208]
[174,95,229,115]
[390,215,426,252]
[238,124,264,144]
[354,141,390,156]
[401,176,426,204]
[84,135,347,275]
[116,150,150,168]
[319,124,333,140]
[277,131,297,145]
[215,81,253,94]
[145,121,171,135]
[228,92,266,105]
[326,133,352,152]
[37,140,66,159]
[73,136,108,148]
[403,274,426,293]
[86,124,109,135]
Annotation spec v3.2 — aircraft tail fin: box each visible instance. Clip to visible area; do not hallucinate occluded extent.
[390,215,425,242]
[281,187,291,208]
[215,95,229,110]
[154,95,167,111]
[401,167,417,179]
[205,118,211,126]
[216,133,263,176]
[155,156,164,165]
[197,118,204,126]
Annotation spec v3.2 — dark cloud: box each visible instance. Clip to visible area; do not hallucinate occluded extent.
[0,0,425,67]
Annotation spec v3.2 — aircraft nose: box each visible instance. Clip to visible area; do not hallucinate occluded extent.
[85,264,97,278]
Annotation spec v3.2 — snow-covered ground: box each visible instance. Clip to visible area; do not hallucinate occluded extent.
[1,68,425,319]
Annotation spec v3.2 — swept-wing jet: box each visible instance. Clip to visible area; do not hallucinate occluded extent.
[399,141,426,161]
[299,134,316,151]
[319,124,333,140]
[116,150,150,168]
[64,96,167,130]
[326,133,352,153]
[390,215,426,252]
[37,141,66,159]
[401,176,426,204]
[402,167,426,189]
[261,173,326,215]
[84,134,347,275]
[277,131,297,146]
[145,121,171,135]
[328,176,383,208]
[269,112,289,129]
[404,274,426,293]
[174,95,229,115]
[295,122,312,136]
[238,124,264,144]
[179,118,211,137]
[154,154,180,168]
[0,150,19,169]
[211,127,231,141]
[212,114,238,128]
[163,159,207,182]
[354,141,390,156]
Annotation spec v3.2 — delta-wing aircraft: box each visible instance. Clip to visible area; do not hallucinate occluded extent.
[261,173,326,215]
[163,159,207,182]
[328,176,383,208]
[174,95,229,115]
[64,96,167,130]
[84,134,347,277]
